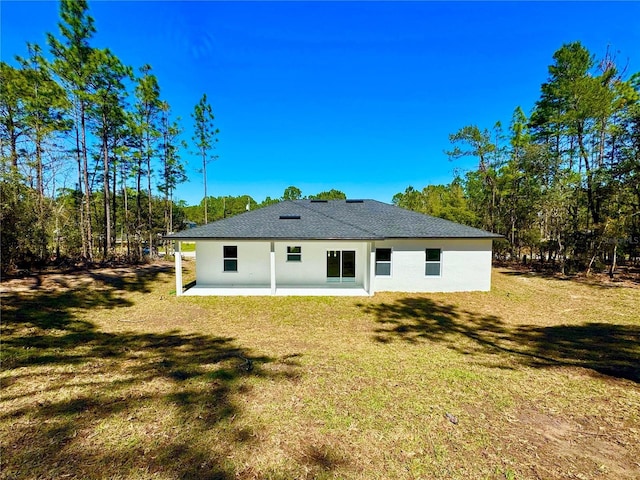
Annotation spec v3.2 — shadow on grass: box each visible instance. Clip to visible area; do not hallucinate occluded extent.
[1,265,301,479]
[359,297,640,383]
[498,266,640,289]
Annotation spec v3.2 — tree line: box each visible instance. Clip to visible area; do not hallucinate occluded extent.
[393,42,639,275]
[0,0,222,270]
[0,0,355,273]
[182,187,347,226]
[3,3,637,278]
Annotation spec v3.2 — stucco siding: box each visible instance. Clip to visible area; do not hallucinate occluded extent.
[274,241,368,286]
[192,238,493,293]
[372,239,493,292]
[196,241,271,286]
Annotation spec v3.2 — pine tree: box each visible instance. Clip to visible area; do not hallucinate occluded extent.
[47,0,97,260]
[89,48,131,256]
[158,101,187,241]
[133,65,162,255]
[192,93,219,224]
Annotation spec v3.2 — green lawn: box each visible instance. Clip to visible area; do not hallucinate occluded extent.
[2,262,639,479]
[179,242,196,252]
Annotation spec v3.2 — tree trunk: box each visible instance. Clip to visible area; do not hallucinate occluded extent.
[121,162,130,259]
[586,252,598,276]
[147,150,153,255]
[112,144,117,252]
[74,107,87,259]
[35,130,44,215]
[5,105,20,170]
[202,150,208,224]
[80,99,93,261]
[609,244,618,279]
[557,233,565,275]
[101,121,111,256]
[576,126,600,226]
[136,154,142,258]
[34,119,48,261]
[169,191,173,254]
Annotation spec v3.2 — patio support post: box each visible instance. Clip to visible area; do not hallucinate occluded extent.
[175,241,183,296]
[270,241,276,295]
[368,242,376,296]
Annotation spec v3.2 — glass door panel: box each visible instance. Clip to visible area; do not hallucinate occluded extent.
[326,250,356,282]
[342,250,356,281]
[327,251,341,281]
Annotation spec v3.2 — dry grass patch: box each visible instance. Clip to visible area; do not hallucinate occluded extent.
[2,262,639,479]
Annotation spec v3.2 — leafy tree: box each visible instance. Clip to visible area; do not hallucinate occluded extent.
[495,107,540,257]
[529,42,639,272]
[11,44,70,259]
[392,186,424,212]
[539,42,610,226]
[4,3,639,279]
[183,195,257,225]
[410,43,640,273]
[0,171,44,271]
[282,185,302,200]
[308,189,347,200]
[393,182,477,226]
[446,124,500,230]
[260,196,280,208]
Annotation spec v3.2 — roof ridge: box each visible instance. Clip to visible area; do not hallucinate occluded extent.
[164,198,501,240]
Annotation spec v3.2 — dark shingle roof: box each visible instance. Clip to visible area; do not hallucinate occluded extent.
[166,200,501,240]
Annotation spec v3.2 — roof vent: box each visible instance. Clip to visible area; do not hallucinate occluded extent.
[346,199,364,203]
[279,215,301,220]
[310,199,328,203]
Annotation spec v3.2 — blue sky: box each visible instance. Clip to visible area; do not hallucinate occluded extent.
[2,1,639,205]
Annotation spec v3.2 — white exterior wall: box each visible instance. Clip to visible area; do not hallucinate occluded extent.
[193,238,493,293]
[372,239,493,292]
[273,241,368,286]
[195,240,369,287]
[196,241,271,286]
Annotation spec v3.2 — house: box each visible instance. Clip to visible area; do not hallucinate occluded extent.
[166,199,501,296]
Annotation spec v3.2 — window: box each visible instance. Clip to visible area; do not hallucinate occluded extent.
[287,246,302,262]
[425,248,441,276]
[375,248,391,276]
[223,245,237,272]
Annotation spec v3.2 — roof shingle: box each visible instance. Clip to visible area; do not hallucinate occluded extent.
[166,199,501,240]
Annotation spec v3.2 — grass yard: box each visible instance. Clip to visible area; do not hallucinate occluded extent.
[1,262,639,480]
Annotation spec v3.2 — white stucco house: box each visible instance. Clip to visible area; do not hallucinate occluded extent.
[166,199,501,296]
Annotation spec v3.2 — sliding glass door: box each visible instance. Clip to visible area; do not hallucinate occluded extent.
[327,250,356,282]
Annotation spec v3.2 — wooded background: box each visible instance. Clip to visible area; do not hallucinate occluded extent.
[2,1,638,276]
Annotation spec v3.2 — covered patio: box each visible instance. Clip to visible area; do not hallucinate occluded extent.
[173,240,375,297]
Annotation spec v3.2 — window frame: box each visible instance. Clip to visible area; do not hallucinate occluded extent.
[425,248,441,277]
[223,245,238,272]
[287,246,302,262]
[375,248,392,276]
